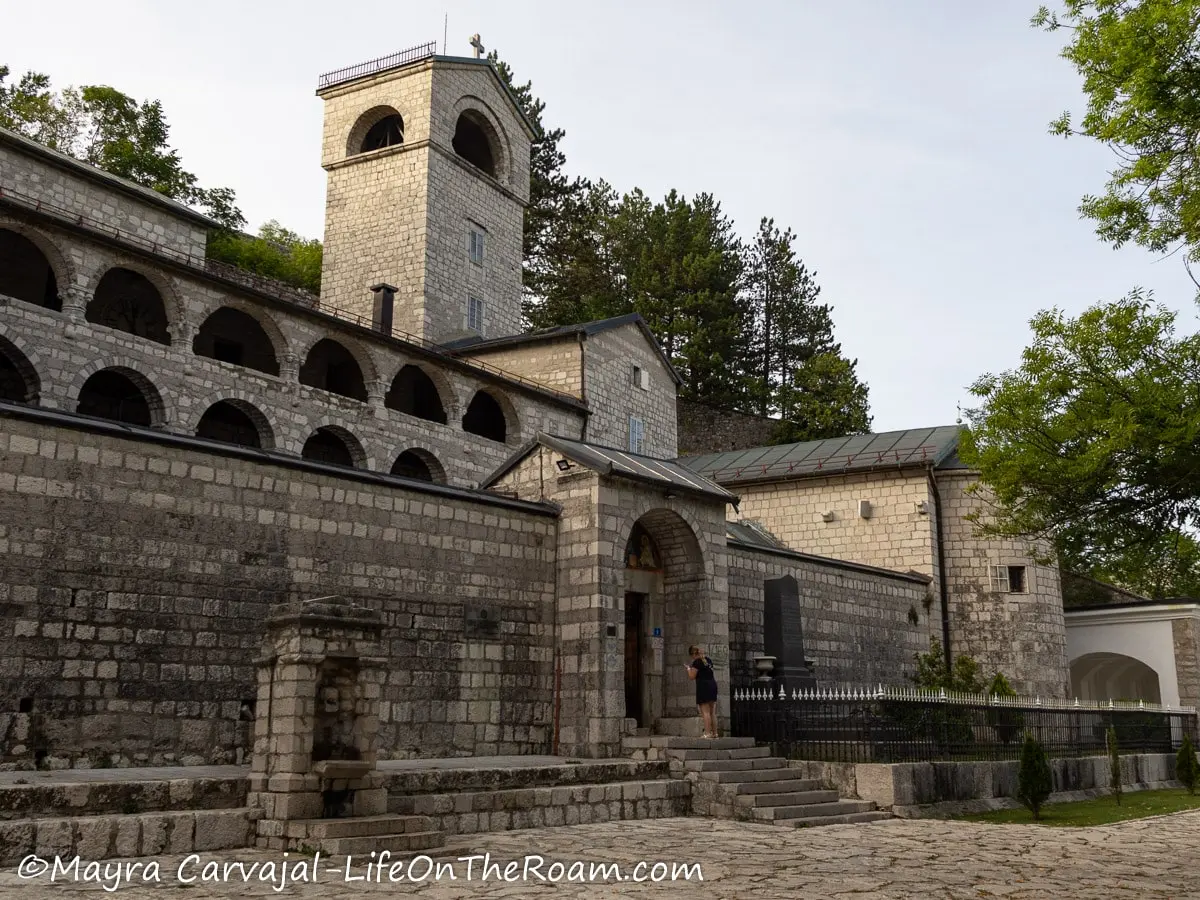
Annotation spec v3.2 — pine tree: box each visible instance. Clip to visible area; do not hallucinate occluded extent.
[1177,733,1199,795]
[1017,733,1053,821]
[1107,725,1122,806]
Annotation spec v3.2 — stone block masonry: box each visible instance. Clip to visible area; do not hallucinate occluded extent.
[0,410,558,769]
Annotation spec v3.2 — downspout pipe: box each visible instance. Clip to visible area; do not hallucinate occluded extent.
[927,465,952,673]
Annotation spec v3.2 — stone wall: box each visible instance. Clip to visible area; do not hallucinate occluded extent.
[463,337,585,398]
[726,543,929,688]
[0,132,209,260]
[0,204,586,489]
[729,470,938,580]
[584,324,678,459]
[0,409,558,769]
[676,400,779,456]
[937,470,1069,698]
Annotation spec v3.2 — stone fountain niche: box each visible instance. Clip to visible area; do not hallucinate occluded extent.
[247,596,388,850]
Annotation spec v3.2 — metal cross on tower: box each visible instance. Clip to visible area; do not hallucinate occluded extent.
[469,34,485,59]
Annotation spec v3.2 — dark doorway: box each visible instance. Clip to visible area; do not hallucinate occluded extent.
[462,390,507,442]
[624,592,646,726]
[196,400,264,449]
[385,365,446,423]
[302,427,357,467]
[76,369,154,426]
[193,307,280,375]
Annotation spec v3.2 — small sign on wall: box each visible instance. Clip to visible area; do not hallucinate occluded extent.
[652,627,662,637]
[650,636,664,650]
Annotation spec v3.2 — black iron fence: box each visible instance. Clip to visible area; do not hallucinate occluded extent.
[731,685,1200,763]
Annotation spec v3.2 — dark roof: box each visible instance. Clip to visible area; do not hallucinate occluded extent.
[726,520,789,550]
[446,313,683,386]
[484,432,737,503]
[0,126,217,228]
[680,425,963,486]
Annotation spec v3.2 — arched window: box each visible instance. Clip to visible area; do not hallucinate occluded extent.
[194,308,280,375]
[462,390,507,443]
[76,368,159,426]
[452,112,497,176]
[87,268,171,345]
[0,229,60,311]
[301,426,360,468]
[0,335,40,404]
[361,114,404,152]
[390,449,444,483]
[385,365,446,424]
[299,339,367,401]
[196,400,269,449]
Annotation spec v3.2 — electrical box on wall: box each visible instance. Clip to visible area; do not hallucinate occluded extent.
[821,511,835,522]
[858,500,873,520]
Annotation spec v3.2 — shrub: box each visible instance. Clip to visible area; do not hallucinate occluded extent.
[1017,733,1053,820]
[986,672,1023,745]
[1106,725,1121,806]
[1177,734,1199,795]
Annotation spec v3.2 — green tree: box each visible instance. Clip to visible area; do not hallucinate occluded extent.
[0,66,243,228]
[987,673,1024,745]
[488,51,587,306]
[207,220,323,295]
[1017,733,1054,820]
[960,292,1200,598]
[1107,725,1123,805]
[1178,733,1199,794]
[743,218,872,439]
[910,639,988,694]
[1033,1,1200,279]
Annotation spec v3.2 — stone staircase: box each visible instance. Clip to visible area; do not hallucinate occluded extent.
[623,736,890,828]
[278,814,444,855]
[0,768,255,865]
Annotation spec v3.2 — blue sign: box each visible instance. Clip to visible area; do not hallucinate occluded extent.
[652,627,662,637]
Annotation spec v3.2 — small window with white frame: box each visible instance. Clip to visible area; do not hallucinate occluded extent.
[990,565,1029,594]
[468,227,486,265]
[467,295,484,333]
[628,416,645,454]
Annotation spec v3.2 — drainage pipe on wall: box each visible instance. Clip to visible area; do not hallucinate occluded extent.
[927,466,952,673]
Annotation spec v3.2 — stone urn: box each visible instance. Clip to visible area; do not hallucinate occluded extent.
[752,655,777,683]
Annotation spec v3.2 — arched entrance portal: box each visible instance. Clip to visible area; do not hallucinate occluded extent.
[621,510,707,733]
[1070,652,1163,704]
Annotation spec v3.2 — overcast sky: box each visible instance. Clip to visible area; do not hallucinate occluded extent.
[5,0,1196,432]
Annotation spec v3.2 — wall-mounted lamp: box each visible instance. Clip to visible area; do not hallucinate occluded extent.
[664,492,677,500]
[858,500,873,520]
[821,511,835,522]
[915,500,930,515]
[556,458,573,472]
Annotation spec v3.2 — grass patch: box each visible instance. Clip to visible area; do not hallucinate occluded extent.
[962,789,1200,826]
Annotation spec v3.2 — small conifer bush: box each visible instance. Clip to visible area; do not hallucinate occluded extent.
[1106,725,1121,806]
[1177,733,1199,796]
[1017,733,1053,821]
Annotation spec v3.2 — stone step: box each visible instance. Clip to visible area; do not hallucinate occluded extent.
[0,774,247,820]
[648,737,756,750]
[685,757,786,773]
[750,800,876,822]
[290,815,435,839]
[734,790,840,808]
[0,808,255,866]
[697,767,802,784]
[724,778,825,795]
[785,811,893,828]
[664,747,771,762]
[317,830,445,856]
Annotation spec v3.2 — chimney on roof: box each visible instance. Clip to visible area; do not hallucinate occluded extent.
[370,283,396,335]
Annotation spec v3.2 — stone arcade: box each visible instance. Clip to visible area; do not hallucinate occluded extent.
[0,41,1069,792]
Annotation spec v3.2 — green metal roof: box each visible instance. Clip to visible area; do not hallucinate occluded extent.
[680,425,962,486]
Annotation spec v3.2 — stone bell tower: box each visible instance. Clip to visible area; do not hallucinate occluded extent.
[316,40,533,345]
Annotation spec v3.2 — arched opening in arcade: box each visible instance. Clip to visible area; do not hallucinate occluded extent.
[301,426,362,468]
[299,339,367,401]
[193,308,281,376]
[75,367,162,427]
[86,268,171,345]
[0,335,40,404]
[385,365,447,424]
[462,389,509,443]
[390,448,444,483]
[0,228,60,311]
[196,400,272,449]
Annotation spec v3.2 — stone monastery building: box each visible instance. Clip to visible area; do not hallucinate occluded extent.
[0,45,1070,769]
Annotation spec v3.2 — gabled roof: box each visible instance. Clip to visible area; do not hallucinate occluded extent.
[484,432,738,504]
[0,126,217,228]
[446,313,683,386]
[680,425,962,486]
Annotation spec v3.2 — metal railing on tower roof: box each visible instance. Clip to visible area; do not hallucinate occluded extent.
[318,42,439,91]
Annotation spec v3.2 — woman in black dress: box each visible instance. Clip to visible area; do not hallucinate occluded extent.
[687,644,719,739]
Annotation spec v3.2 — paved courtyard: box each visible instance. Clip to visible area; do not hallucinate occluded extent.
[2,812,1198,898]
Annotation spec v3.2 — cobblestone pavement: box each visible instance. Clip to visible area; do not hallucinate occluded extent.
[2,813,1198,899]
